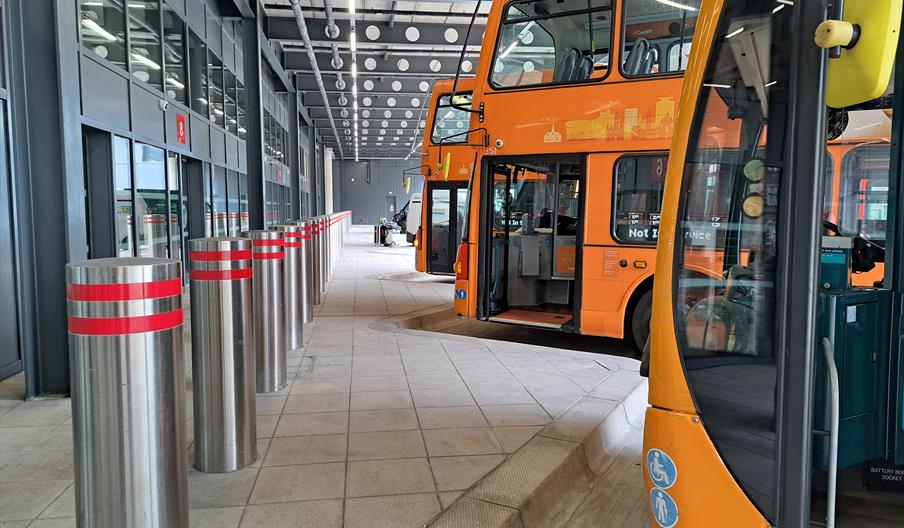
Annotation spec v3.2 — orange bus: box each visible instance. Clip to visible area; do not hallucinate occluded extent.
[414,78,478,275]
[452,0,697,349]
[643,0,902,526]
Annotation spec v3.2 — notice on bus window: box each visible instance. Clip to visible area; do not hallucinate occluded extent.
[615,211,660,244]
[683,217,723,247]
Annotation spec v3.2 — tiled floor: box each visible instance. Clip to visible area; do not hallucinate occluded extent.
[0,226,644,528]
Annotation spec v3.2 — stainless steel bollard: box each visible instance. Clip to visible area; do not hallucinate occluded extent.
[294,219,315,323]
[271,225,304,350]
[66,258,188,528]
[188,238,257,473]
[243,230,286,393]
[319,217,328,293]
[310,218,322,305]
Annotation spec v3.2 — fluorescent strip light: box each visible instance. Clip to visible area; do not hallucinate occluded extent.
[772,3,784,13]
[348,0,355,15]
[212,108,224,116]
[703,83,732,89]
[725,27,745,39]
[351,62,358,78]
[777,0,794,4]
[81,19,118,42]
[166,77,185,89]
[764,80,777,87]
[654,0,698,11]
[131,53,161,70]
[350,32,357,52]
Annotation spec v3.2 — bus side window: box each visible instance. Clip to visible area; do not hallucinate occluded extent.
[621,0,700,77]
[613,155,667,244]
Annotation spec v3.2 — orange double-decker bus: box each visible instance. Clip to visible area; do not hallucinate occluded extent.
[414,78,478,275]
[451,0,698,349]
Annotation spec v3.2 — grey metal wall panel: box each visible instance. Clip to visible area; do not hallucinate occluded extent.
[206,8,222,58]
[165,104,191,151]
[226,135,239,169]
[130,85,166,143]
[210,127,226,164]
[163,0,185,16]
[187,0,205,36]
[190,116,210,159]
[333,159,423,225]
[238,139,247,171]
[80,57,129,131]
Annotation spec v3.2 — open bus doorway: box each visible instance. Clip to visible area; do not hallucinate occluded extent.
[426,181,468,275]
[479,155,583,330]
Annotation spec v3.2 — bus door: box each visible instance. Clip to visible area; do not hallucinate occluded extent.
[426,181,468,274]
[481,156,583,330]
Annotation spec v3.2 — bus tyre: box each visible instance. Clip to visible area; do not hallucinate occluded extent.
[632,289,653,353]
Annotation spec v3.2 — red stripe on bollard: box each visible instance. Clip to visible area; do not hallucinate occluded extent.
[300,235,312,240]
[67,310,184,335]
[253,252,285,260]
[66,278,182,302]
[252,240,284,247]
[284,232,301,238]
[189,250,253,261]
[190,268,253,281]
[285,241,301,248]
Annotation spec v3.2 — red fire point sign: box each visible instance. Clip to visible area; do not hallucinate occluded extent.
[176,114,187,144]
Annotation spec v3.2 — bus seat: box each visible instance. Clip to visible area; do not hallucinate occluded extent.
[640,52,655,75]
[577,56,594,80]
[555,47,581,81]
[624,38,650,76]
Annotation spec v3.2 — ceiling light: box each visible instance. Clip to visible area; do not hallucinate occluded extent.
[348,0,355,15]
[350,32,357,52]
[166,76,185,89]
[131,53,161,70]
[81,19,119,42]
[725,27,745,39]
[351,62,358,78]
[653,0,698,11]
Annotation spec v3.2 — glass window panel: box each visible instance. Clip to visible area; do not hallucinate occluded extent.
[621,0,699,76]
[212,165,227,236]
[1,1,6,90]
[227,170,239,235]
[431,94,472,145]
[613,155,667,244]
[457,188,469,242]
[239,173,249,231]
[113,135,133,257]
[224,69,237,134]
[166,152,182,262]
[491,0,612,89]
[236,80,246,139]
[162,4,186,104]
[203,164,212,237]
[134,142,168,257]
[128,0,163,88]
[188,30,208,115]
[80,0,127,70]
[208,55,224,126]
[672,4,794,519]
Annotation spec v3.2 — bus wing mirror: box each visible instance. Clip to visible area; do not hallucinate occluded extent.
[816,0,902,108]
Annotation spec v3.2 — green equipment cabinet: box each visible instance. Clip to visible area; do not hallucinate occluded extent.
[814,289,892,471]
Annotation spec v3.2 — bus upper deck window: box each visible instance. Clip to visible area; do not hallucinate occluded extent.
[621,0,699,77]
[490,0,612,89]
[431,93,473,145]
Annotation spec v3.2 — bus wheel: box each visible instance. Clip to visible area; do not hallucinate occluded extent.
[631,289,653,353]
[640,334,651,377]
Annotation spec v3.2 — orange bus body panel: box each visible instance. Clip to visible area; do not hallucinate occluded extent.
[644,408,770,527]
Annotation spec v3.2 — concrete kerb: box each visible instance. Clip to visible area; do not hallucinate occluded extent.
[374,306,649,528]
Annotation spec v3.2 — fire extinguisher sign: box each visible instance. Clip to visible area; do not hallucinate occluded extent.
[176,114,187,144]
